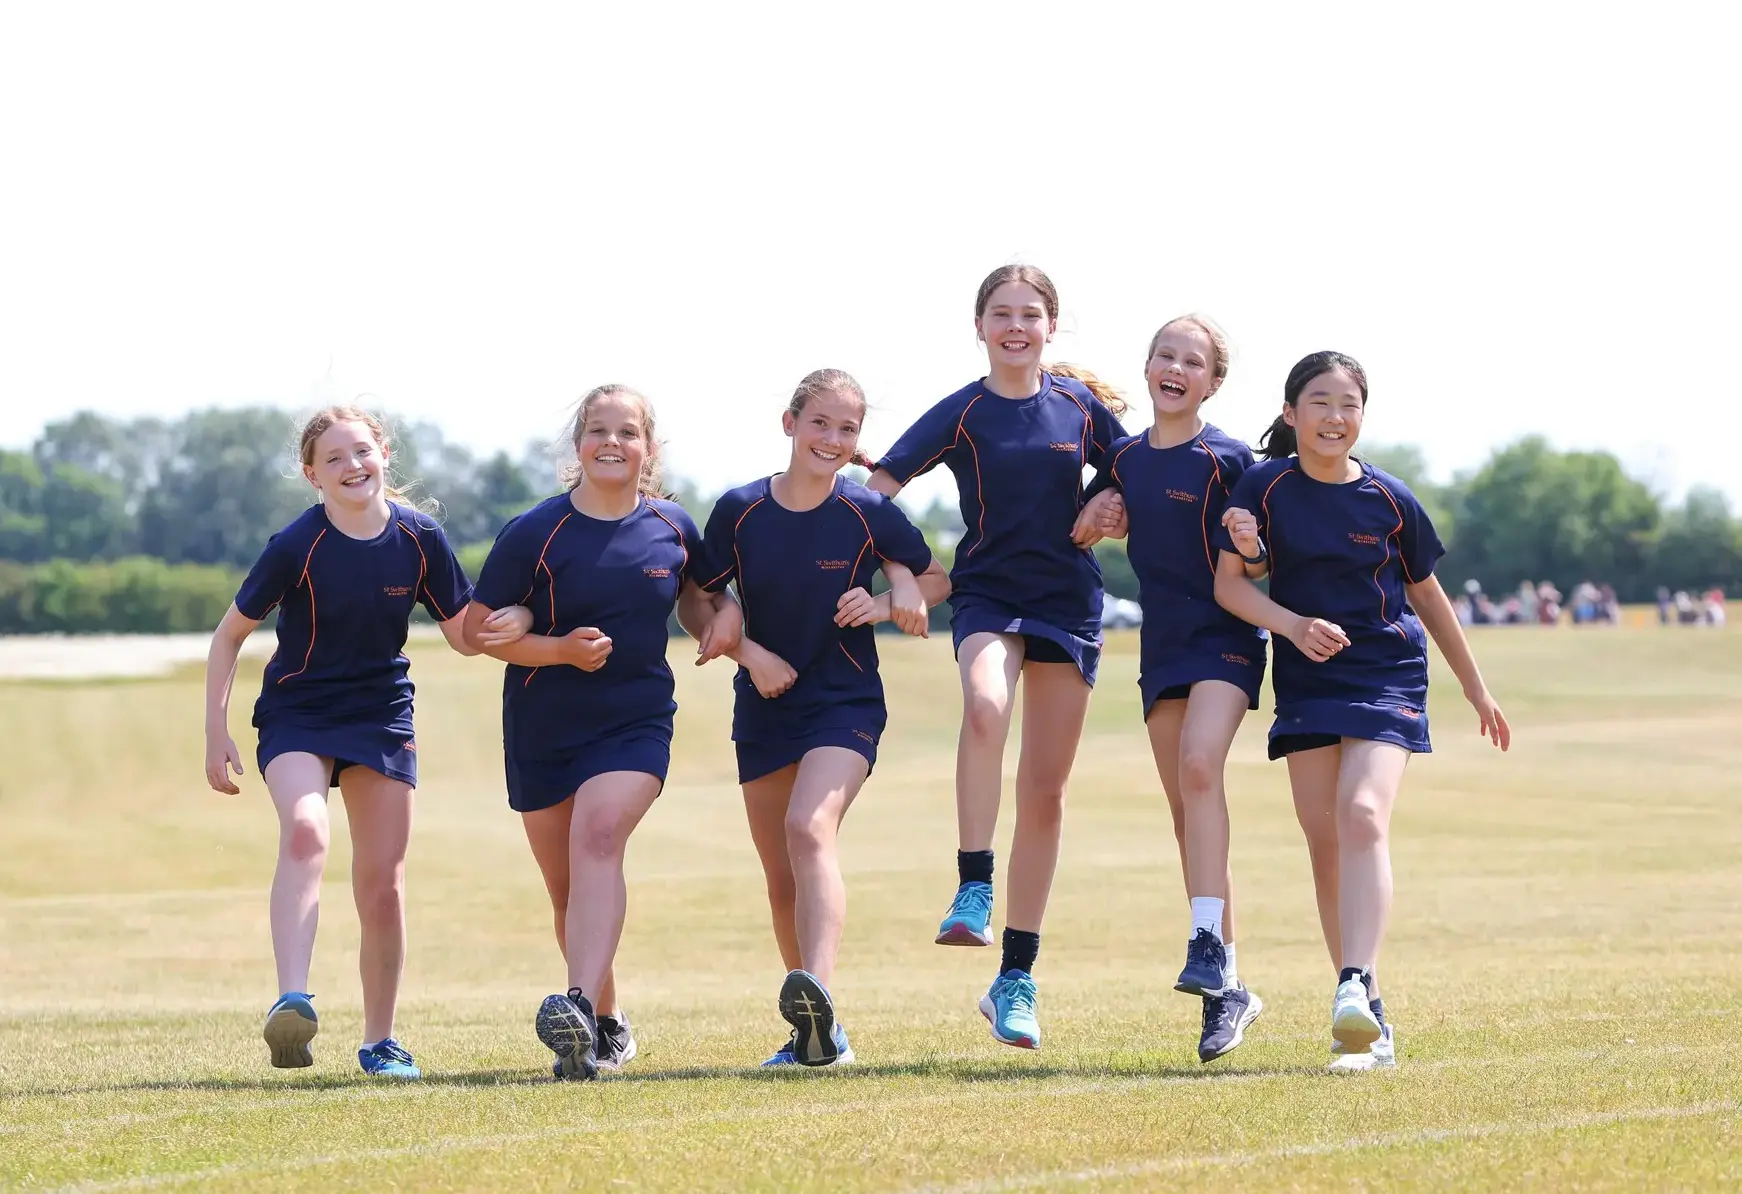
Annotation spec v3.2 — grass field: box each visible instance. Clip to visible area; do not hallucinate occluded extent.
[2,625,1739,1191]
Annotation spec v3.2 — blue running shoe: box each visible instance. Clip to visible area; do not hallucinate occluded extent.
[1174,929,1229,997]
[358,1038,421,1079]
[760,1024,855,1068]
[979,969,1041,1049]
[537,987,598,1081]
[936,881,994,946]
[1198,985,1262,1063]
[263,992,318,1069]
[779,970,839,1067]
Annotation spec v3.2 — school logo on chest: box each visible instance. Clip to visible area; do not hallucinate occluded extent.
[1166,489,1199,504]
[1049,441,1080,453]
[382,585,414,598]
[816,559,852,572]
[643,567,673,579]
[1348,532,1382,547]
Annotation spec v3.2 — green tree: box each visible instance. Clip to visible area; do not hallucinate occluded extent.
[136,409,310,566]
[0,451,48,560]
[1651,486,1742,594]
[1359,443,1458,546]
[41,464,133,559]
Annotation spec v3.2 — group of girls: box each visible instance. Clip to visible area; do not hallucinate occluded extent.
[203,263,1510,1083]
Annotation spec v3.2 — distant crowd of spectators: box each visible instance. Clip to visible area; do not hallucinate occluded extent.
[1452,580,1727,628]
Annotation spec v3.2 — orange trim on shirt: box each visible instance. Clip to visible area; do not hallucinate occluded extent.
[1367,476,1411,638]
[1197,437,1224,580]
[838,642,864,672]
[276,529,327,683]
[644,502,689,576]
[523,511,575,687]
[1257,469,1291,573]
[835,493,877,585]
[395,520,453,621]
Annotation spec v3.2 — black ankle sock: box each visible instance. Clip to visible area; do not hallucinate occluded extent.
[1338,967,1373,994]
[958,849,994,886]
[1368,997,1386,1025]
[1001,929,1040,975]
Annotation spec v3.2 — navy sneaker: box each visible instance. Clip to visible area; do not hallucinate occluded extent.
[1198,985,1263,1063]
[1174,929,1229,997]
[358,1038,421,1079]
[263,992,318,1069]
[778,970,839,1067]
[537,987,598,1081]
[594,1013,638,1072]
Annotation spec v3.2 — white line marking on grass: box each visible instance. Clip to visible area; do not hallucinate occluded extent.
[914,1100,1742,1193]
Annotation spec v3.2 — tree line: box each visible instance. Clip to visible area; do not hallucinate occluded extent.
[1,408,1737,634]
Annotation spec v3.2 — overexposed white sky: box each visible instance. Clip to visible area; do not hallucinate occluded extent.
[3,4,1738,507]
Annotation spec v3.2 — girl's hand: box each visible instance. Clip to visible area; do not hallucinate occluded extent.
[836,587,885,628]
[1071,491,1124,547]
[1466,684,1512,751]
[205,731,244,795]
[742,642,798,698]
[476,604,534,647]
[696,602,742,665]
[1289,616,1350,663]
[885,570,930,638]
[1221,507,1261,559]
[560,626,613,672]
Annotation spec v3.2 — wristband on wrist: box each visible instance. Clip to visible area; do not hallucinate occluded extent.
[1240,539,1268,565]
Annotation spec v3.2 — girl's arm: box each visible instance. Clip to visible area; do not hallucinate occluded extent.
[1408,573,1511,750]
[1213,552,1350,663]
[204,604,261,794]
[460,601,613,672]
[439,605,533,657]
[723,632,798,698]
[859,558,950,638]
[866,469,903,498]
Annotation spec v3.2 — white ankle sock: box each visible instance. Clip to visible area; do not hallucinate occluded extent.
[1189,896,1225,941]
[1222,943,1239,987]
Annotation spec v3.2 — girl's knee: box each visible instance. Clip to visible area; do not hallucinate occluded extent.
[282,811,329,864]
[354,871,405,923]
[1177,748,1224,801]
[961,689,1012,742]
[783,806,834,860]
[1338,790,1389,849]
[575,806,635,862]
[1016,784,1067,827]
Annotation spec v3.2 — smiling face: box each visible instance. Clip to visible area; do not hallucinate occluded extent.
[784,386,864,481]
[303,419,388,510]
[1284,366,1366,463]
[976,281,1055,372]
[573,392,650,493]
[1145,322,1221,418]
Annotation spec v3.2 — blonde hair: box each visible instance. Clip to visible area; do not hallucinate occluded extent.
[297,405,422,509]
[786,368,876,469]
[1147,314,1232,397]
[1044,362,1129,417]
[558,384,664,497]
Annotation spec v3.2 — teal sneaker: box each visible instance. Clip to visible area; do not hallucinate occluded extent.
[936,881,995,946]
[979,969,1041,1049]
[358,1038,421,1079]
[263,992,318,1069]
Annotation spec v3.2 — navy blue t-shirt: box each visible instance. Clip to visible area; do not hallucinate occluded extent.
[1215,459,1446,710]
[472,493,703,758]
[1087,424,1267,685]
[875,371,1125,639]
[697,476,934,742]
[236,502,472,730]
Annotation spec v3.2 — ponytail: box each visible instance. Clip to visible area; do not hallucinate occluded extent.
[1046,361,1129,418]
[850,447,876,470]
[1257,415,1296,461]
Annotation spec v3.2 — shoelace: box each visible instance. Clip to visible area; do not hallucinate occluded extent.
[374,1040,415,1066]
[1004,977,1037,1016]
[1201,994,1229,1033]
[1189,929,1226,969]
[954,884,993,920]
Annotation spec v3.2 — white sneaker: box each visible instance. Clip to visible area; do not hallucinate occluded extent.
[1331,978,1381,1052]
[1329,1024,1396,1073]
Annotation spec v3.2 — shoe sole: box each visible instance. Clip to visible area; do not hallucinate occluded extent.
[977,993,1039,1050]
[1199,992,1263,1063]
[779,971,839,1067]
[536,995,595,1059]
[595,1035,638,1073]
[263,1004,318,1069]
[935,923,994,946]
[1331,1001,1382,1052]
[553,1051,599,1081]
[1173,969,1230,998]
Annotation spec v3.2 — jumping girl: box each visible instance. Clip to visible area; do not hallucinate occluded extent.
[868,265,1127,1048]
[1213,351,1510,1073]
[204,405,531,1079]
[462,384,738,1080]
[1071,315,1267,1063]
[697,369,950,1067]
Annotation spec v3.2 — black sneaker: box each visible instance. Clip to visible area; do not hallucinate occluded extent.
[1174,928,1229,997]
[1198,985,1263,1063]
[537,987,598,1081]
[594,1013,638,1072]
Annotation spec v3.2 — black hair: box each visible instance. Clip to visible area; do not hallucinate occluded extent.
[1257,351,1370,461]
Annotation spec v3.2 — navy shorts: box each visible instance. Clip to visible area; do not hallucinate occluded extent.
[256,722,417,788]
[736,727,879,785]
[951,601,1101,687]
[1267,698,1432,761]
[505,735,672,813]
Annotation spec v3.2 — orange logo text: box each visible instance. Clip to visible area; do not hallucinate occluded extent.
[1167,489,1199,503]
[1221,653,1251,666]
[817,559,851,571]
[1348,532,1381,547]
[643,567,672,579]
[1050,441,1079,452]
[383,585,413,597]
